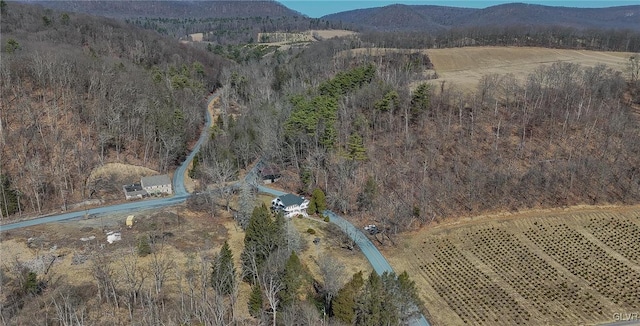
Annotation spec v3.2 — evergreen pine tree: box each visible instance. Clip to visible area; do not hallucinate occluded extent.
[280,251,305,307]
[396,271,424,322]
[0,174,19,217]
[137,235,152,257]
[332,271,364,324]
[347,132,367,161]
[248,284,264,318]
[410,83,431,121]
[24,271,38,295]
[307,196,317,215]
[211,241,236,296]
[241,204,286,283]
[308,188,327,215]
[356,271,384,326]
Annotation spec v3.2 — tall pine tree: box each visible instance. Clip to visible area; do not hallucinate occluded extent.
[240,204,286,283]
[279,251,306,307]
[356,271,385,326]
[332,271,364,324]
[248,284,264,318]
[211,241,236,296]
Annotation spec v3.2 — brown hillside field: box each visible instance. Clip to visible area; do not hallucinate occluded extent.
[341,46,633,91]
[427,47,634,91]
[0,200,370,323]
[383,205,640,326]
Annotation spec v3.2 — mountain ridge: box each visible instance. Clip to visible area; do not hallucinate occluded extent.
[18,0,303,19]
[322,3,640,32]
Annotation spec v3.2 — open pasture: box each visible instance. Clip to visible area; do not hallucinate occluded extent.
[427,47,634,91]
[385,206,640,325]
[340,46,634,91]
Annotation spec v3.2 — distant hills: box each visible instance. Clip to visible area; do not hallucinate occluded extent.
[19,0,303,19]
[16,1,640,33]
[322,3,640,32]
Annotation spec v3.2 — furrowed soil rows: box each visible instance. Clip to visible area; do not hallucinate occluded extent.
[418,239,530,325]
[584,212,640,265]
[384,205,640,326]
[463,227,604,324]
[524,222,640,308]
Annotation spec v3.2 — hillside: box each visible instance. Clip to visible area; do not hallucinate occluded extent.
[0,2,228,217]
[18,0,302,19]
[322,3,640,32]
[191,32,640,240]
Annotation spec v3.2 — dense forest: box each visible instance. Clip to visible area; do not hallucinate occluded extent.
[322,3,640,33]
[0,2,227,217]
[1,0,639,241]
[191,34,640,236]
[360,26,640,52]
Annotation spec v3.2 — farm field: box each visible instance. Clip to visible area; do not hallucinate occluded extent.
[341,47,634,91]
[384,205,640,326]
[427,47,634,91]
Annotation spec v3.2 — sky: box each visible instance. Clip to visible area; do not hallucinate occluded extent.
[279,1,639,18]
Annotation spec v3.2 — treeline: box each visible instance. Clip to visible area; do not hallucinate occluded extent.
[0,2,228,216]
[360,25,640,52]
[1,204,424,325]
[199,35,640,236]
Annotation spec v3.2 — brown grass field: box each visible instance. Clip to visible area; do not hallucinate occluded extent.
[0,194,371,323]
[427,46,634,91]
[342,46,634,92]
[383,205,640,326]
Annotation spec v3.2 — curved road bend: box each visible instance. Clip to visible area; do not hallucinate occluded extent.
[1,91,430,325]
[255,185,431,326]
[0,92,219,232]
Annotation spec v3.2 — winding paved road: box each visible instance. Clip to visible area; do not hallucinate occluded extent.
[1,92,431,326]
[252,176,430,326]
[0,92,219,232]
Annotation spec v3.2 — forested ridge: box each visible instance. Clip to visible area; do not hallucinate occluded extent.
[193,34,640,237]
[0,2,228,217]
[2,0,640,325]
[323,3,640,33]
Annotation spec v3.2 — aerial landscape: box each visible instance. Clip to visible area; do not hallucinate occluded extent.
[1,0,639,325]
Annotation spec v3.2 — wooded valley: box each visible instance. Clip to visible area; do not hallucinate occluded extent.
[2,0,640,325]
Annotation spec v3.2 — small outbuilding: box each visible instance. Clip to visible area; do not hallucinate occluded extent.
[259,164,281,184]
[123,183,146,200]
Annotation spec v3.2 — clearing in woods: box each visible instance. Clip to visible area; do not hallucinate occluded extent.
[427,47,634,91]
[383,205,640,326]
[341,46,634,91]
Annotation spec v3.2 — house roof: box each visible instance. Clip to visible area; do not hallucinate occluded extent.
[141,174,171,187]
[123,183,143,192]
[278,194,305,207]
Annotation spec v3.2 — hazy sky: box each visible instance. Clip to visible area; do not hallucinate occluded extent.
[279,1,639,18]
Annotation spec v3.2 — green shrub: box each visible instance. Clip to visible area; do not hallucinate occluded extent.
[306,228,316,235]
[323,215,330,223]
[137,235,152,257]
[24,272,38,294]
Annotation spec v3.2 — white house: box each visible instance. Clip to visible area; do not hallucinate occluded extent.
[141,174,172,195]
[271,194,309,217]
